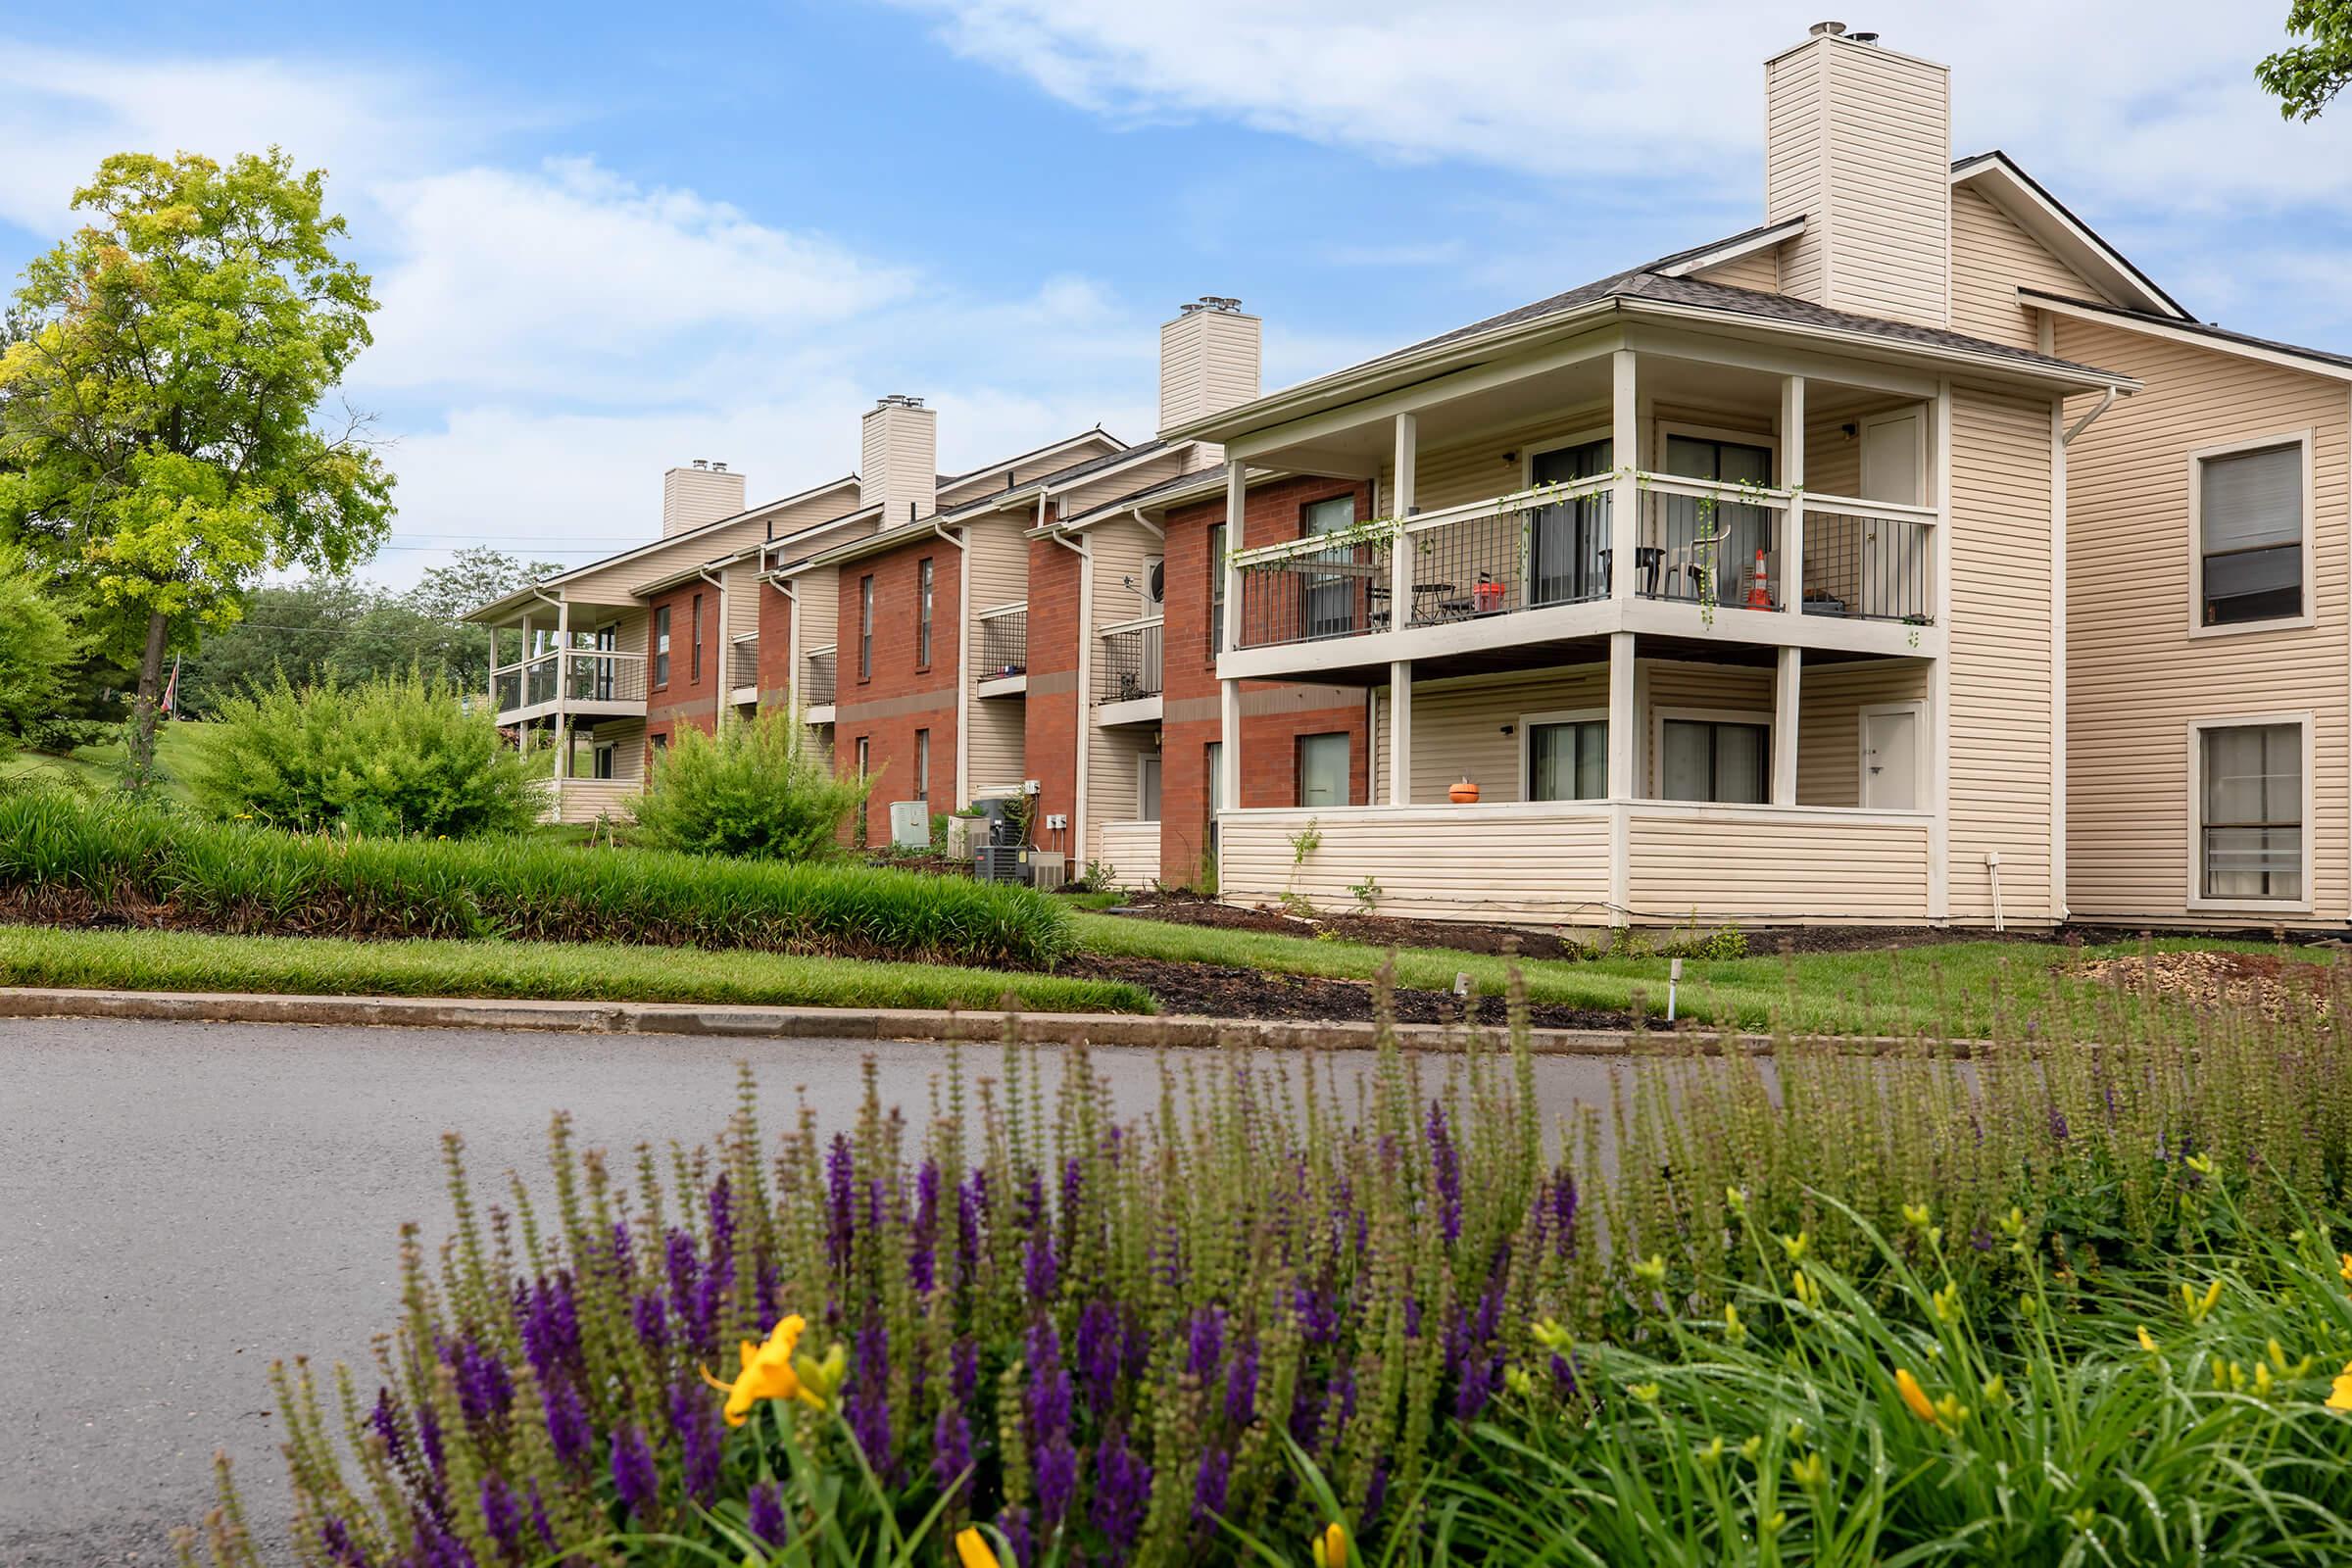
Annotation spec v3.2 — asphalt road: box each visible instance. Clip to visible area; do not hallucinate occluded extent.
[0,1017,1640,1566]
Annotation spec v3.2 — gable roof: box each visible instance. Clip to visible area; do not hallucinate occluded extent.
[2021,289,2352,381]
[1950,151,2189,320]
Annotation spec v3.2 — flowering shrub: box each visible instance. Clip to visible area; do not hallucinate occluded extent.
[175,958,2352,1565]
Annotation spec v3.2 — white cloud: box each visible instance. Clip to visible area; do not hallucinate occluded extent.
[890,1,2352,209]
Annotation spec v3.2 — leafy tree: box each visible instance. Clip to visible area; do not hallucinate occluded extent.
[402,547,563,692]
[0,543,85,749]
[2259,1,2352,119]
[0,149,394,788]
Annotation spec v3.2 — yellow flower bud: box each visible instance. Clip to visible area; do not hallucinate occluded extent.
[1723,1303,1746,1343]
[1726,1187,1748,1216]
[1628,1382,1662,1404]
[2137,1325,2159,1354]
[1740,1435,1764,1463]
[1695,1436,1724,1467]
[1901,1202,1932,1230]
[1779,1230,1810,1263]
[1632,1254,1668,1288]
[1788,1451,1827,1489]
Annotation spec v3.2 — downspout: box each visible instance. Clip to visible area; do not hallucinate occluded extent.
[1048,519,1090,873]
[948,522,973,811]
[699,565,728,733]
[2063,387,2118,447]
[763,566,800,717]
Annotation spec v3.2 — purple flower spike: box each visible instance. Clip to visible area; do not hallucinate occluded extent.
[1036,1436,1079,1527]
[826,1134,856,1269]
[1192,1446,1232,1527]
[1224,1335,1259,1426]
[1076,1299,1121,1417]
[543,1377,592,1470]
[846,1323,894,1478]
[932,1402,974,1496]
[667,1377,722,1503]
[1427,1102,1463,1244]
[609,1424,660,1520]
[1025,1318,1073,1445]
[748,1481,787,1547]
[479,1475,524,1559]
[1090,1428,1152,1548]
[1024,1228,1057,1302]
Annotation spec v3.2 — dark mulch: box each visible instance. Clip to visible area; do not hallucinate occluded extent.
[1059,954,1632,1030]
[1102,893,1591,960]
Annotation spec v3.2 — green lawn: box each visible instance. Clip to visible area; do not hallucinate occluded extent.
[1070,911,2328,1035]
[0,925,1154,1014]
[0,720,210,803]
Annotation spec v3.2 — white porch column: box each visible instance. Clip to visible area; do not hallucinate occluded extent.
[1610,350,1639,603]
[1389,666,1412,806]
[1773,646,1800,806]
[1390,413,1416,807]
[1218,680,1242,816]
[1218,459,1246,825]
[1929,379,1954,921]
[1781,375,1805,615]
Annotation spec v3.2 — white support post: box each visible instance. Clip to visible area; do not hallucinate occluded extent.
[1220,460,1245,662]
[551,600,570,819]
[1219,680,1242,816]
[1781,374,1805,615]
[1388,413,1416,808]
[1218,459,1246,831]
[1929,380,1954,922]
[1389,662,1412,807]
[2049,394,2068,921]
[1610,350,1639,603]
[1773,646,1801,806]
[1606,631,1636,926]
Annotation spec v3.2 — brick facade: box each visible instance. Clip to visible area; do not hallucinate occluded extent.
[756,578,794,702]
[643,582,722,765]
[1021,518,1083,862]
[833,541,960,843]
[1159,475,1372,887]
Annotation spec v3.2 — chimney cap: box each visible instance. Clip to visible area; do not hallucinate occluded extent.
[1809,20,1846,34]
[691,458,708,468]
[1847,28,1879,42]
[711,461,727,471]
[1181,295,1245,315]
[875,393,926,410]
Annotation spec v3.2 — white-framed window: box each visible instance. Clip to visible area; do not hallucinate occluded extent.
[916,558,935,668]
[913,727,930,802]
[1518,708,1607,802]
[2189,433,2313,634]
[2188,714,2312,910]
[1655,710,1770,804]
[1138,754,1162,822]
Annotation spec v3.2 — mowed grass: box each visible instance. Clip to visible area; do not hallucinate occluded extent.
[0,720,210,803]
[0,925,1155,1014]
[1070,910,2330,1034]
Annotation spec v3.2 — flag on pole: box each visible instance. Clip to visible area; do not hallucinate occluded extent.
[160,654,180,716]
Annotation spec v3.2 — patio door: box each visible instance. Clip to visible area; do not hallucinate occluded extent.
[1662,435,1774,606]
[1860,706,1920,810]
[1302,495,1358,639]
[1529,439,1612,605]
[1860,409,1926,616]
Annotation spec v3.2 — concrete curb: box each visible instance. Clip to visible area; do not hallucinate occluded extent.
[0,985,1829,1055]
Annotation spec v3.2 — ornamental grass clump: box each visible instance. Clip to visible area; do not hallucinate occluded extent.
[0,786,1072,966]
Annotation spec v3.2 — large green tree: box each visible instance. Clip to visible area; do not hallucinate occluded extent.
[0,149,394,786]
[0,543,85,748]
[2259,1,2352,119]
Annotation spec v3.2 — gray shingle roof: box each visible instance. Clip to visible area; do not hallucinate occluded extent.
[939,438,1174,517]
[2022,289,2352,373]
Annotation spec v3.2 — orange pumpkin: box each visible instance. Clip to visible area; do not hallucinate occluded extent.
[1448,778,1481,805]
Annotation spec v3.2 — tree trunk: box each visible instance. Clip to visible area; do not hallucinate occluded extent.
[126,609,170,791]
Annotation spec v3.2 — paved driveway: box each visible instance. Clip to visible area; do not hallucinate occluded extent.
[0,1017,1636,1565]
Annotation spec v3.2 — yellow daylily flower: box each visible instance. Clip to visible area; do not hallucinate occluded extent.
[2181,1278,2224,1324]
[699,1313,812,1427]
[1309,1522,1349,1568]
[2137,1325,2159,1354]
[2338,1253,2352,1285]
[956,1528,1002,1568]
[1628,1382,1662,1404]
[1723,1303,1746,1343]
[2328,1361,2352,1412]
[1631,1254,1668,1288]
[1894,1367,1937,1427]
[1931,1282,1962,1324]
[1790,1270,1820,1308]
[1531,1316,1573,1352]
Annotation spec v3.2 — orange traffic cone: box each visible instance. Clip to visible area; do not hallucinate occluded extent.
[1743,547,1773,609]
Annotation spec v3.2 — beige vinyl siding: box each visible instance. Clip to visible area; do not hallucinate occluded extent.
[1159,310,1263,431]
[1382,406,1608,516]
[1370,665,1608,805]
[934,434,1125,509]
[1084,515,1164,631]
[553,778,643,825]
[1818,41,1950,328]
[962,515,1029,795]
[1949,186,2097,351]
[1081,517,1162,862]
[1219,806,1612,922]
[860,402,937,525]
[2056,318,2351,925]
[722,562,760,642]
[1795,659,1931,806]
[1945,386,2057,924]
[1766,44,1828,303]
[793,565,840,659]
[1086,728,1153,865]
[554,515,777,607]
[1640,662,1772,793]
[1098,819,1162,890]
[760,485,865,544]
[1690,248,1782,293]
[1626,807,1932,922]
[1063,452,1191,523]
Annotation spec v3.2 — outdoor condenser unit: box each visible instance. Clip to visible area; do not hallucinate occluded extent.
[974,846,1026,884]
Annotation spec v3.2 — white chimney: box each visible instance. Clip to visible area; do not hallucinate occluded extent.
[1160,297,1261,468]
[1764,24,1951,328]
[662,459,748,537]
[859,395,938,525]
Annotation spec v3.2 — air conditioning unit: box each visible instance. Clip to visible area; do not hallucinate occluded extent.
[975,846,1026,884]
[889,801,930,850]
[1029,855,1068,893]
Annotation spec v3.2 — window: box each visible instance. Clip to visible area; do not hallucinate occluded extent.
[855,736,871,776]
[1661,717,1768,804]
[1297,732,1350,808]
[2196,441,2305,627]
[653,606,671,687]
[650,731,669,766]
[2197,721,2304,903]
[1208,523,1227,656]
[591,742,615,781]
[691,594,704,683]
[1528,439,1612,605]
[1302,496,1358,640]
[1525,713,1607,801]
[1139,755,1162,821]
[913,728,930,802]
[916,558,934,667]
[858,575,875,680]
[1205,741,1224,817]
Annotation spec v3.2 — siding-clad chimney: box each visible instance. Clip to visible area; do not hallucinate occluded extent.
[1764,24,1951,328]
[662,459,747,537]
[859,395,938,525]
[1160,297,1261,468]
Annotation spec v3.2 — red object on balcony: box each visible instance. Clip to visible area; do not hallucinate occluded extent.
[1472,580,1506,612]
[1449,778,1482,804]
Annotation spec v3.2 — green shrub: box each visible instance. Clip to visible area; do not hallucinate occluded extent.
[0,543,85,749]
[632,711,870,861]
[0,788,1073,967]
[187,670,540,838]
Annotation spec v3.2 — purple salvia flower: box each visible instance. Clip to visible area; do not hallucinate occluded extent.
[1547,1169,1580,1257]
[1192,1446,1232,1527]
[1062,1153,1086,1219]
[826,1134,856,1270]
[609,1424,660,1520]
[932,1402,974,1496]
[663,1228,700,1326]
[608,1219,634,1280]
[1363,1459,1391,1529]
[1550,1351,1578,1396]
[667,1377,723,1504]
[998,1507,1035,1568]
[1224,1334,1259,1426]
[1075,1300,1121,1417]
[956,1169,986,1291]
[952,1337,980,1404]
[1090,1428,1152,1549]
[478,1476,524,1561]
[756,1259,782,1325]
[685,1250,732,1359]
[1427,1102,1463,1244]
[518,1275,581,1383]
[631,1291,669,1351]
[524,1482,555,1548]
[707,1173,736,1259]
[1036,1436,1079,1527]
[1185,1307,1225,1381]
[417,1406,446,1477]
[445,1338,513,1426]
[846,1323,894,1479]
[2048,1103,2072,1142]
[1403,1296,1423,1340]
[1024,1227,1058,1302]
[1294,1285,1338,1346]
[1025,1318,1074,1444]
[543,1377,592,1471]
[319,1517,368,1568]
[368,1389,406,1461]
[909,1158,940,1294]
[409,1521,475,1568]
[748,1482,787,1547]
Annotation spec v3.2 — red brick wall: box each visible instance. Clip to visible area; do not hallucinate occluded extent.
[756,577,793,698]
[833,542,959,843]
[1159,475,1373,887]
[1022,519,1082,855]
[644,583,721,770]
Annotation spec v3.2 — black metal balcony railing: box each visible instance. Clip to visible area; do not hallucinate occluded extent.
[978,607,1028,678]
[1638,487,1783,611]
[493,651,646,713]
[1799,508,1935,622]
[1234,535,1395,648]
[803,649,837,709]
[729,637,760,690]
[1097,618,1164,704]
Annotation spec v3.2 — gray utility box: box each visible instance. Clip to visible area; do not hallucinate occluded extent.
[888,801,930,850]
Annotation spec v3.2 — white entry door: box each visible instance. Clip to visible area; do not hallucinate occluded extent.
[1861,707,1920,810]
[1859,409,1927,617]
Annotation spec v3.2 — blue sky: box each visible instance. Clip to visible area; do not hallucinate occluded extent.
[5,2,2347,585]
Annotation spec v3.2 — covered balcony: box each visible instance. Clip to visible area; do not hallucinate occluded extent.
[976,603,1029,698]
[489,647,647,724]
[728,634,760,706]
[1095,615,1163,726]
[802,646,838,723]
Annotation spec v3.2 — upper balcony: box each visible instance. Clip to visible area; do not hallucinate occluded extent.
[1095,615,1163,726]
[1211,336,1959,686]
[491,649,648,724]
[729,634,760,705]
[803,646,838,722]
[976,603,1028,698]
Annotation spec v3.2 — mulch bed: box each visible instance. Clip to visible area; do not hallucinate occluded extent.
[2070,949,2340,1020]
[1058,954,1632,1030]
[1102,894,1591,959]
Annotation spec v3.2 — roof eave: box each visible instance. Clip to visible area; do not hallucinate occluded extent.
[1950,152,2189,321]
[2019,289,2352,383]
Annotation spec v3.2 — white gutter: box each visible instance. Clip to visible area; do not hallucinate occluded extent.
[951,522,972,810]
[2063,386,2118,446]
[699,565,728,730]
